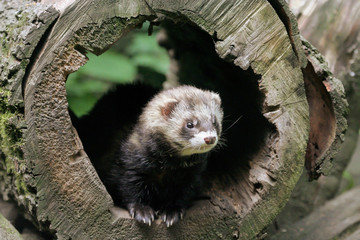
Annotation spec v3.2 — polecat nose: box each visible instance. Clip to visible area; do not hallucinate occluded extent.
[204,136,216,145]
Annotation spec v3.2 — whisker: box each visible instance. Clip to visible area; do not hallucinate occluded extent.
[215,141,227,149]
[223,114,234,120]
[223,115,243,133]
[217,140,227,147]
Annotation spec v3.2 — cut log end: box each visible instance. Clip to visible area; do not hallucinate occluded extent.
[25,14,307,238]
[73,19,279,222]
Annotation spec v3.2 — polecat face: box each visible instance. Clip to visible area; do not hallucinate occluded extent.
[140,85,223,157]
[178,111,221,156]
[161,88,223,156]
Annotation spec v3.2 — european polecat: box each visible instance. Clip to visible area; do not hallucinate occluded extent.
[106,85,223,227]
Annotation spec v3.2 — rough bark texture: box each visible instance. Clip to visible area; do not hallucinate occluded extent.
[267,0,360,235]
[0,0,59,227]
[0,0,347,239]
[302,39,348,179]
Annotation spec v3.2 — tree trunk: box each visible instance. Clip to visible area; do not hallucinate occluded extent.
[268,0,360,235]
[0,0,347,239]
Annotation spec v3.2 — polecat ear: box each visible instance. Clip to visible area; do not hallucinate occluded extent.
[212,93,222,106]
[161,100,178,118]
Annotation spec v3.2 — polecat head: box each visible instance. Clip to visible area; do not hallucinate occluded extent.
[141,85,223,156]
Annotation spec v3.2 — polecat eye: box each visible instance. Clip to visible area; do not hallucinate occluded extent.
[186,122,194,129]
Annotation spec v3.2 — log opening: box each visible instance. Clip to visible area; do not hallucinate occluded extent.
[70,19,276,219]
[21,1,311,238]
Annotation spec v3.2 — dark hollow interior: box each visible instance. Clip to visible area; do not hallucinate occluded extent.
[70,20,275,199]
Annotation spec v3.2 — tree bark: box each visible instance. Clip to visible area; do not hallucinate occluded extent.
[0,0,347,239]
[267,0,360,234]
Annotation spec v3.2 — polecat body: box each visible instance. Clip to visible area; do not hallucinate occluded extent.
[106,85,223,227]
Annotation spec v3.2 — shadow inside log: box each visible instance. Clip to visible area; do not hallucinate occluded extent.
[69,20,275,215]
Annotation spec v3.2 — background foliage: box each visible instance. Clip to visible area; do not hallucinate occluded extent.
[66,21,169,117]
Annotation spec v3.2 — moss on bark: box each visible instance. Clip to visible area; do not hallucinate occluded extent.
[0,87,28,196]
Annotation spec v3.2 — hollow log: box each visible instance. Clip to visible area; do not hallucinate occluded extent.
[0,0,347,239]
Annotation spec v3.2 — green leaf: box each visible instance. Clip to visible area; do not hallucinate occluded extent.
[126,32,169,73]
[66,77,110,97]
[78,51,137,83]
[132,53,169,74]
[67,93,102,117]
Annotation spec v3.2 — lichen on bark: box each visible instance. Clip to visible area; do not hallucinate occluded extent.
[0,0,59,217]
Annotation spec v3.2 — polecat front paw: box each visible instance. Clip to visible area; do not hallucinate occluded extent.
[127,203,155,226]
[160,208,185,227]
